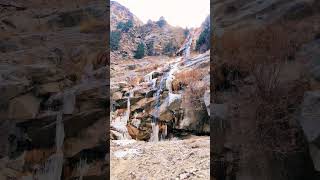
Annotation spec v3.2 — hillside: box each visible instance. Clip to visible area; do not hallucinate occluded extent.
[110,1,185,60]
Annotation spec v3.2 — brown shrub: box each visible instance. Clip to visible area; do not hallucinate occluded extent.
[175,69,205,87]
[213,22,314,155]
[182,81,207,111]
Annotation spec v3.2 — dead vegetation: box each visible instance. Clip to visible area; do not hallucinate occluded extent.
[213,22,314,156]
[173,68,207,93]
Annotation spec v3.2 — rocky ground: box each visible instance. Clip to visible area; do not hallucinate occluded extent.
[110,136,210,180]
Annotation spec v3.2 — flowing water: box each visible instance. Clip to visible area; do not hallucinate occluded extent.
[37,111,64,180]
[77,158,89,180]
[149,61,180,142]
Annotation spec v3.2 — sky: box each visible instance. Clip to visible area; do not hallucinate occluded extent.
[113,0,210,28]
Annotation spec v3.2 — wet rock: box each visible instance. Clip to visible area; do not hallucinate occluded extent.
[145,89,157,98]
[131,97,156,113]
[8,94,41,122]
[167,93,182,111]
[115,96,143,109]
[64,118,106,157]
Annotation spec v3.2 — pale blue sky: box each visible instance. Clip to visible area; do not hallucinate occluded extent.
[113,0,210,28]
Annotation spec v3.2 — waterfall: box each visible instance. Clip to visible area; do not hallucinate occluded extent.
[149,67,170,142]
[149,122,159,142]
[77,158,89,180]
[151,78,157,89]
[144,71,154,82]
[126,90,134,123]
[63,91,76,115]
[37,111,64,180]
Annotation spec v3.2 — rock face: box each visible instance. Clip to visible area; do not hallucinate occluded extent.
[0,0,108,179]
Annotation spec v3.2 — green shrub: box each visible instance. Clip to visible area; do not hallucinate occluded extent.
[156,16,166,28]
[146,40,154,56]
[196,27,210,52]
[110,31,121,51]
[134,42,145,59]
[163,41,177,56]
[117,20,133,32]
[184,28,190,38]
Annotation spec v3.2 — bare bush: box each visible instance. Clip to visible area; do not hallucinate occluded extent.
[182,81,206,111]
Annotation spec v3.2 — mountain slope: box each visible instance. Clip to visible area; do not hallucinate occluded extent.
[110,1,185,59]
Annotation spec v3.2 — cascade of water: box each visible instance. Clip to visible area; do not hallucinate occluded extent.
[63,91,76,115]
[151,78,157,89]
[37,111,64,180]
[126,90,134,123]
[149,68,169,142]
[149,122,159,142]
[77,158,89,180]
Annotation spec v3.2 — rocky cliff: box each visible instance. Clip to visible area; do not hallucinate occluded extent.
[212,0,320,179]
[0,0,108,179]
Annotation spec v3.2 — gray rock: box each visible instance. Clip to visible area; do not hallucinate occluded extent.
[309,143,320,171]
[212,103,228,120]
[299,91,320,145]
[297,39,320,81]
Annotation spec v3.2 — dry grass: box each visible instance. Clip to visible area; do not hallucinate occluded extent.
[182,81,207,111]
[174,69,206,89]
[135,64,160,74]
